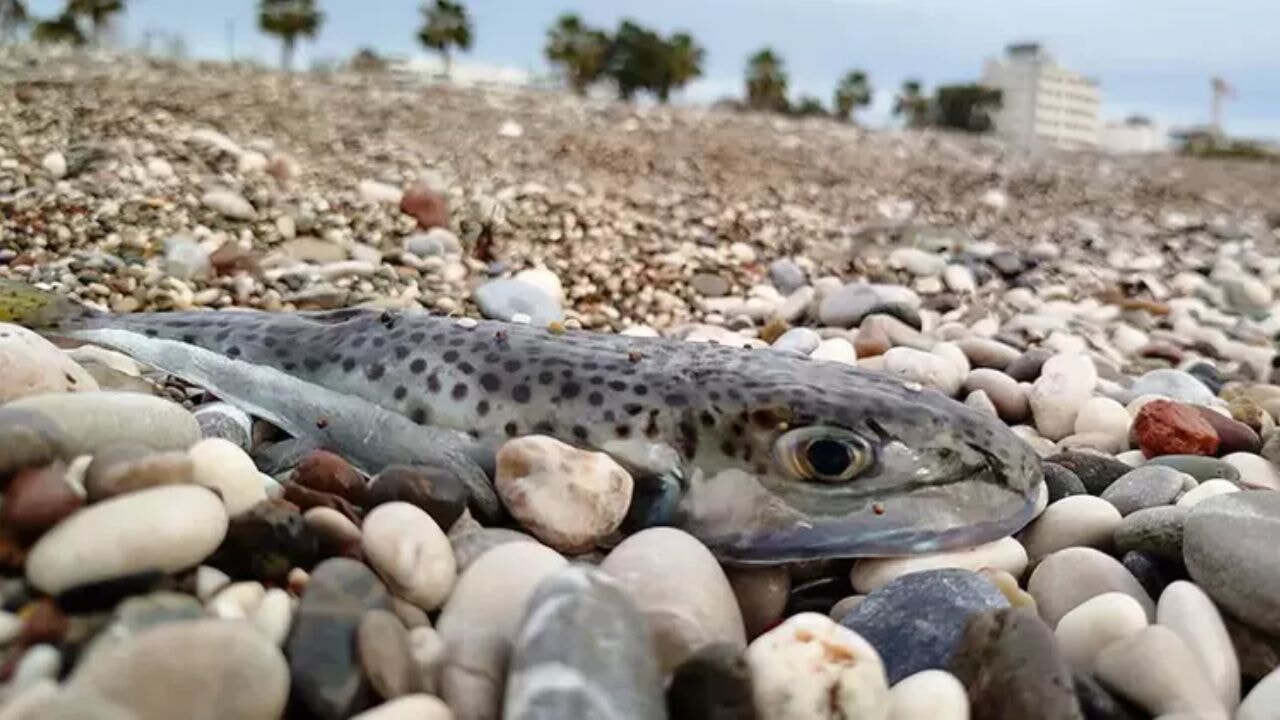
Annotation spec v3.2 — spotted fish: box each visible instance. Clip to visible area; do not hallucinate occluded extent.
[2,284,1041,563]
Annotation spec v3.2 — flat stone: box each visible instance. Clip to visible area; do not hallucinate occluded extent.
[68,619,288,720]
[505,565,665,720]
[287,558,392,720]
[358,609,419,700]
[1095,625,1227,719]
[0,324,98,403]
[600,527,745,672]
[1157,581,1240,713]
[747,612,890,720]
[1100,465,1188,515]
[851,537,1027,594]
[1053,592,1149,674]
[1183,491,1280,633]
[950,608,1084,720]
[202,188,256,220]
[1027,547,1154,628]
[768,259,807,294]
[841,568,1009,684]
[1020,495,1121,562]
[361,502,455,611]
[6,392,200,457]
[1114,506,1186,561]
[818,283,921,328]
[368,465,468,532]
[25,485,227,595]
[667,643,757,720]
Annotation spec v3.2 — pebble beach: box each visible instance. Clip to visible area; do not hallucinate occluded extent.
[4,47,1280,720]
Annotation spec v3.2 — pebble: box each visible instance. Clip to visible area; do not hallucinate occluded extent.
[1238,668,1280,720]
[473,279,562,325]
[163,234,211,280]
[1133,399,1220,458]
[288,558,392,720]
[746,612,890,720]
[1175,478,1239,507]
[726,566,790,639]
[818,283,922,328]
[437,542,566,720]
[1026,547,1154,627]
[1005,348,1053,382]
[768,259,807,294]
[358,609,419,700]
[1195,408,1261,454]
[350,695,455,720]
[1183,491,1280,632]
[811,337,858,364]
[667,642,757,720]
[6,391,200,456]
[1157,581,1239,713]
[361,502,455,611]
[41,149,67,178]
[851,537,1027,594]
[399,182,449,229]
[949,608,1083,720]
[192,402,253,450]
[0,462,82,539]
[249,588,293,646]
[25,485,227,595]
[188,438,267,516]
[883,347,963,395]
[841,568,1009,684]
[771,327,821,355]
[943,264,977,294]
[888,669,969,720]
[83,445,193,500]
[1094,625,1227,719]
[1030,354,1097,441]
[1073,397,1131,450]
[0,406,65,479]
[1019,495,1121,562]
[359,179,403,204]
[1145,454,1240,483]
[449,526,537,572]
[305,506,362,549]
[1045,451,1137,495]
[600,527,746,671]
[495,436,633,553]
[1130,369,1219,406]
[207,499,316,584]
[1041,463,1087,502]
[1222,451,1280,490]
[1100,465,1188,515]
[405,228,462,258]
[505,565,665,720]
[1113,506,1186,561]
[68,619,289,720]
[292,449,367,505]
[1053,592,1149,673]
[201,188,256,220]
[0,324,99,403]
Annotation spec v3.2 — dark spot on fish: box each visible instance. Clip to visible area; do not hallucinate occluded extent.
[504,422,519,437]
[342,358,356,373]
[393,386,407,400]
[603,410,616,422]
[700,411,716,427]
[616,424,631,438]
[582,361,599,371]
[561,382,581,400]
[352,336,366,348]
[476,400,490,417]
[379,310,396,329]
[366,363,386,380]
[480,373,501,391]
[410,358,427,374]
[589,376,604,386]
[665,393,689,407]
[327,353,342,363]
[560,369,574,380]
[226,346,241,358]
[304,358,323,371]
[484,352,501,363]
[572,425,589,441]
[411,408,429,425]
[182,334,197,344]
[409,332,425,343]
[537,371,554,385]
[720,439,737,457]
[443,350,460,363]
[645,411,661,439]
[213,330,229,342]
[393,346,410,360]
[634,384,649,396]
[283,362,297,371]
[427,374,441,393]
[449,337,466,347]
[367,335,382,348]
[458,362,476,375]
[452,383,469,400]
[533,420,554,434]
[274,347,290,359]
[678,417,699,459]
[608,380,627,392]
[512,384,531,403]
[503,359,522,373]
[143,328,159,337]
[588,392,604,407]
[625,403,643,416]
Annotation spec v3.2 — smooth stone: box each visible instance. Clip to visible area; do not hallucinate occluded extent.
[1073,672,1145,720]
[1100,465,1188,515]
[818,283,922,328]
[1,462,82,539]
[358,609,419,700]
[949,608,1083,720]
[362,502,455,611]
[883,347,963,396]
[1114,506,1186,561]
[163,235,211,280]
[206,581,265,620]
[1095,625,1227,719]
[1046,452,1134,495]
[405,228,462,258]
[1020,495,1121,562]
[207,499,317,585]
[349,695,455,720]
[1183,491,1280,633]
[851,537,1027,594]
[292,449,367,505]
[84,445,194,500]
[1132,400,1219,458]
[1030,354,1097,441]
[25,486,227,595]
[1006,348,1054,383]
[768,259,807,294]
[437,543,566,720]
[955,338,1019,369]
[1120,551,1177,602]
[1238,667,1280,720]
[449,527,537,572]
[1053,592,1149,673]
[505,565,665,720]
[288,558,392,720]
[68,619,289,720]
[0,324,98,403]
[726,566,790,639]
[1074,397,1132,450]
[0,407,65,479]
[1041,463,1087,502]
[1130,369,1219,405]
[367,465,469,531]
[406,626,447,695]
[747,612,890,720]
[473,279,562,326]
[1223,612,1280,686]
[1175,479,1240,507]
[249,588,293,647]
[189,438,267,516]
[841,568,1009,684]
[667,642,757,720]
[965,390,999,417]
[1145,455,1240,483]
[1222,452,1280,490]
[771,327,821,356]
[1027,547,1154,627]
[202,189,256,220]
[10,644,60,689]
[1195,410,1261,455]
[1157,581,1239,713]
[691,273,732,297]
[888,669,969,720]
[5,392,200,456]
[495,436,633,553]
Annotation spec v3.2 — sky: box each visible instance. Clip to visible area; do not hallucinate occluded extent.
[28,0,1280,139]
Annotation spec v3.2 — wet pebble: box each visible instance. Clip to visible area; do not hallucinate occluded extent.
[292,449,367,505]
[84,444,194,501]
[1045,451,1133,495]
[1157,581,1239,713]
[1129,369,1218,405]
[1222,451,1280,490]
[1145,454,1240,483]
[1041,462,1087,502]
[1194,408,1261,454]
[1175,478,1239,507]
[0,324,98,403]
[189,438,267,516]
[0,462,82,539]
[361,501,455,610]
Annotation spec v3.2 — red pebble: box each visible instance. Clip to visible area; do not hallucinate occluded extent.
[291,450,366,505]
[1133,400,1220,458]
[399,182,450,230]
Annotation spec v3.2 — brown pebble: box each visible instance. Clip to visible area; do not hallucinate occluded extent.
[1,462,82,539]
[282,481,362,525]
[1136,342,1184,364]
[84,444,194,501]
[358,608,420,700]
[292,450,367,505]
[399,182,449,230]
[759,318,790,345]
[18,598,68,646]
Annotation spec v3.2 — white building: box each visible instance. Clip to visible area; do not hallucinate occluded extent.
[982,43,1101,149]
[1100,116,1169,154]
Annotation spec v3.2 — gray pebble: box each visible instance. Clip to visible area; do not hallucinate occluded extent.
[1043,462,1087,503]
[1101,466,1188,515]
[1144,455,1241,484]
[1114,506,1187,561]
[1184,491,1280,633]
[473,279,563,326]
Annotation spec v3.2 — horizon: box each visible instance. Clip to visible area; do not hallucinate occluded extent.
[22,0,1280,141]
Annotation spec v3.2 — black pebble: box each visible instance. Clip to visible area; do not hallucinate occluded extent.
[667,643,758,720]
[1042,462,1088,502]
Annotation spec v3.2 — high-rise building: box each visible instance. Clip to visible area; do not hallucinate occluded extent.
[982,43,1101,149]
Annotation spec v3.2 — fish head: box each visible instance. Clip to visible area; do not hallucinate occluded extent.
[673,358,1042,563]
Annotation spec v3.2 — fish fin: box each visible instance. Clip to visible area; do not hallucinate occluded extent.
[0,280,96,327]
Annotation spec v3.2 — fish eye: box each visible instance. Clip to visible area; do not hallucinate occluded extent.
[773,427,875,484]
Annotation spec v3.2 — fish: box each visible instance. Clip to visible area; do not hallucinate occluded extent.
[0,281,1042,563]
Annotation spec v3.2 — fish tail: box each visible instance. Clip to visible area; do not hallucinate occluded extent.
[0,279,99,328]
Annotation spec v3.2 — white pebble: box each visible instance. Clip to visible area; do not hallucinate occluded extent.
[1072,397,1131,450]
[1029,353,1097,441]
[1095,625,1227,719]
[1221,452,1280,491]
[1176,479,1240,508]
[249,588,295,647]
[362,502,456,611]
[851,537,1027,594]
[188,438,267,516]
[1054,592,1149,673]
[889,669,969,720]
[1020,495,1122,562]
[350,695,455,720]
[884,347,963,396]
[1157,581,1239,713]
[1239,667,1280,720]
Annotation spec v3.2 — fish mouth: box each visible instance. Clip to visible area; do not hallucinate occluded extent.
[701,444,1042,565]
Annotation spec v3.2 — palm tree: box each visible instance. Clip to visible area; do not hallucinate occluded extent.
[656,31,704,103]
[258,0,323,71]
[31,10,85,45]
[893,78,931,129]
[418,0,472,77]
[0,0,28,44]
[67,0,122,45]
[833,69,872,122]
[544,13,610,96]
[745,48,788,112]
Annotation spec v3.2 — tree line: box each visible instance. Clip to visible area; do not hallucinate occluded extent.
[0,0,1003,132]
